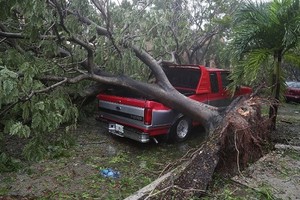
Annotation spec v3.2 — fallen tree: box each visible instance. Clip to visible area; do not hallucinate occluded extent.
[0,1,271,198]
[126,97,271,199]
[0,0,230,144]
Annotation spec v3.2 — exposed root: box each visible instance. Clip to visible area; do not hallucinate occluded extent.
[217,97,271,174]
[234,132,242,177]
[126,97,271,200]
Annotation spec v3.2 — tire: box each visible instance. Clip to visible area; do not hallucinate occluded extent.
[168,117,192,142]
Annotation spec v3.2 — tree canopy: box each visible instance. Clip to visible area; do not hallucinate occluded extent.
[230,0,300,128]
[0,0,240,161]
[1,0,299,162]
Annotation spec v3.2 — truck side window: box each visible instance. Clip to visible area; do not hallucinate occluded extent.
[220,72,231,88]
[210,72,219,93]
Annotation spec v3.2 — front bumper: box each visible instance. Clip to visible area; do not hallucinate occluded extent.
[108,123,150,143]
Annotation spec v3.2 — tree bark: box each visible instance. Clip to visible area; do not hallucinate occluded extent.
[89,73,221,131]
[269,50,282,130]
[126,97,270,199]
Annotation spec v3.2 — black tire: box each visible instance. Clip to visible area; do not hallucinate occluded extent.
[168,117,192,142]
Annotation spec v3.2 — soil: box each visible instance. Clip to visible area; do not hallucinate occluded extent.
[0,102,300,199]
[208,102,300,199]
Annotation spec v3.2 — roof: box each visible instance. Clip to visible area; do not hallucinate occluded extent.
[163,64,229,72]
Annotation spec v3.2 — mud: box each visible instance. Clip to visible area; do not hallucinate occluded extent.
[232,150,300,200]
[217,102,300,200]
[0,103,300,199]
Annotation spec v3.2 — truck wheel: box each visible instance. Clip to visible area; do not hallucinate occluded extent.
[169,117,192,142]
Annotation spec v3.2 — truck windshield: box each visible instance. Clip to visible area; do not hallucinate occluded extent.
[164,68,200,90]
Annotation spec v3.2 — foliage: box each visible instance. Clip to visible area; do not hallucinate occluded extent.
[229,0,300,128]
[0,153,22,173]
[230,0,300,90]
[0,0,241,163]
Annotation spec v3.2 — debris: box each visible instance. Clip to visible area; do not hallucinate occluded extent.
[280,120,292,124]
[275,144,300,151]
[100,168,120,178]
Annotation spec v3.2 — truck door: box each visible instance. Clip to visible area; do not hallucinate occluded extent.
[207,72,231,107]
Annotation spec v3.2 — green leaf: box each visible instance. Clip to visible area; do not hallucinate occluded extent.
[21,101,31,121]
[0,67,18,79]
[35,101,45,111]
[23,139,47,161]
[9,122,31,138]
[31,112,43,129]
[54,98,66,110]
[3,80,14,94]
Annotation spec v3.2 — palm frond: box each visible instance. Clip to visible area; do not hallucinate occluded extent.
[229,49,271,92]
[241,49,271,84]
[232,0,300,54]
[284,52,300,69]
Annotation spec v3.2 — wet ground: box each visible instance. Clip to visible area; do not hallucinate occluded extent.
[209,102,300,199]
[0,117,208,199]
[0,103,299,199]
[232,150,300,200]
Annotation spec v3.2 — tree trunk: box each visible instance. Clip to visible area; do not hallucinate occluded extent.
[90,73,221,132]
[125,97,270,199]
[268,51,282,130]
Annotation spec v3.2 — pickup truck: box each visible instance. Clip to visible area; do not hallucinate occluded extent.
[96,65,252,143]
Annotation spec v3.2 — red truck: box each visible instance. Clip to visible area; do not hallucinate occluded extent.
[97,65,252,143]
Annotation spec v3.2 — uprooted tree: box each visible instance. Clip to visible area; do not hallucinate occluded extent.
[0,0,238,160]
[0,0,299,198]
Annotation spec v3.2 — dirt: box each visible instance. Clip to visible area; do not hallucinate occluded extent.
[273,103,300,146]
[235,102,300,199]
[232,150,300,200]
[0,103,300,199]
[208,102,300,199]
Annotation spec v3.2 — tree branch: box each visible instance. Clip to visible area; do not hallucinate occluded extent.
[0,74,90,117]
[24,78,68,101]
[66,7,173,90]
[91,0,108,21]
[91,0,122,57]
[0,31,58,40]
[66,10,109,36]
[68,37,95,73]
[190,30,218,61]
[39,74,89,84]
[129,44,173,90]
[50,0,71,35]
[0,23,25,53]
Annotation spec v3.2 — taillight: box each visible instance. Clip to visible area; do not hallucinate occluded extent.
[144,108,152,125]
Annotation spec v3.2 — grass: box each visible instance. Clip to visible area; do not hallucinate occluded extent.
[0,187,9,196]
[205,178,278,200]
[283,149,300,161]
[26,139,197,199]
[0,177,14,196]
[1,103,299,199]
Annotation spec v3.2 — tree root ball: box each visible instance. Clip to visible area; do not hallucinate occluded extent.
[217,97,271,174]
[138,97,271,200]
